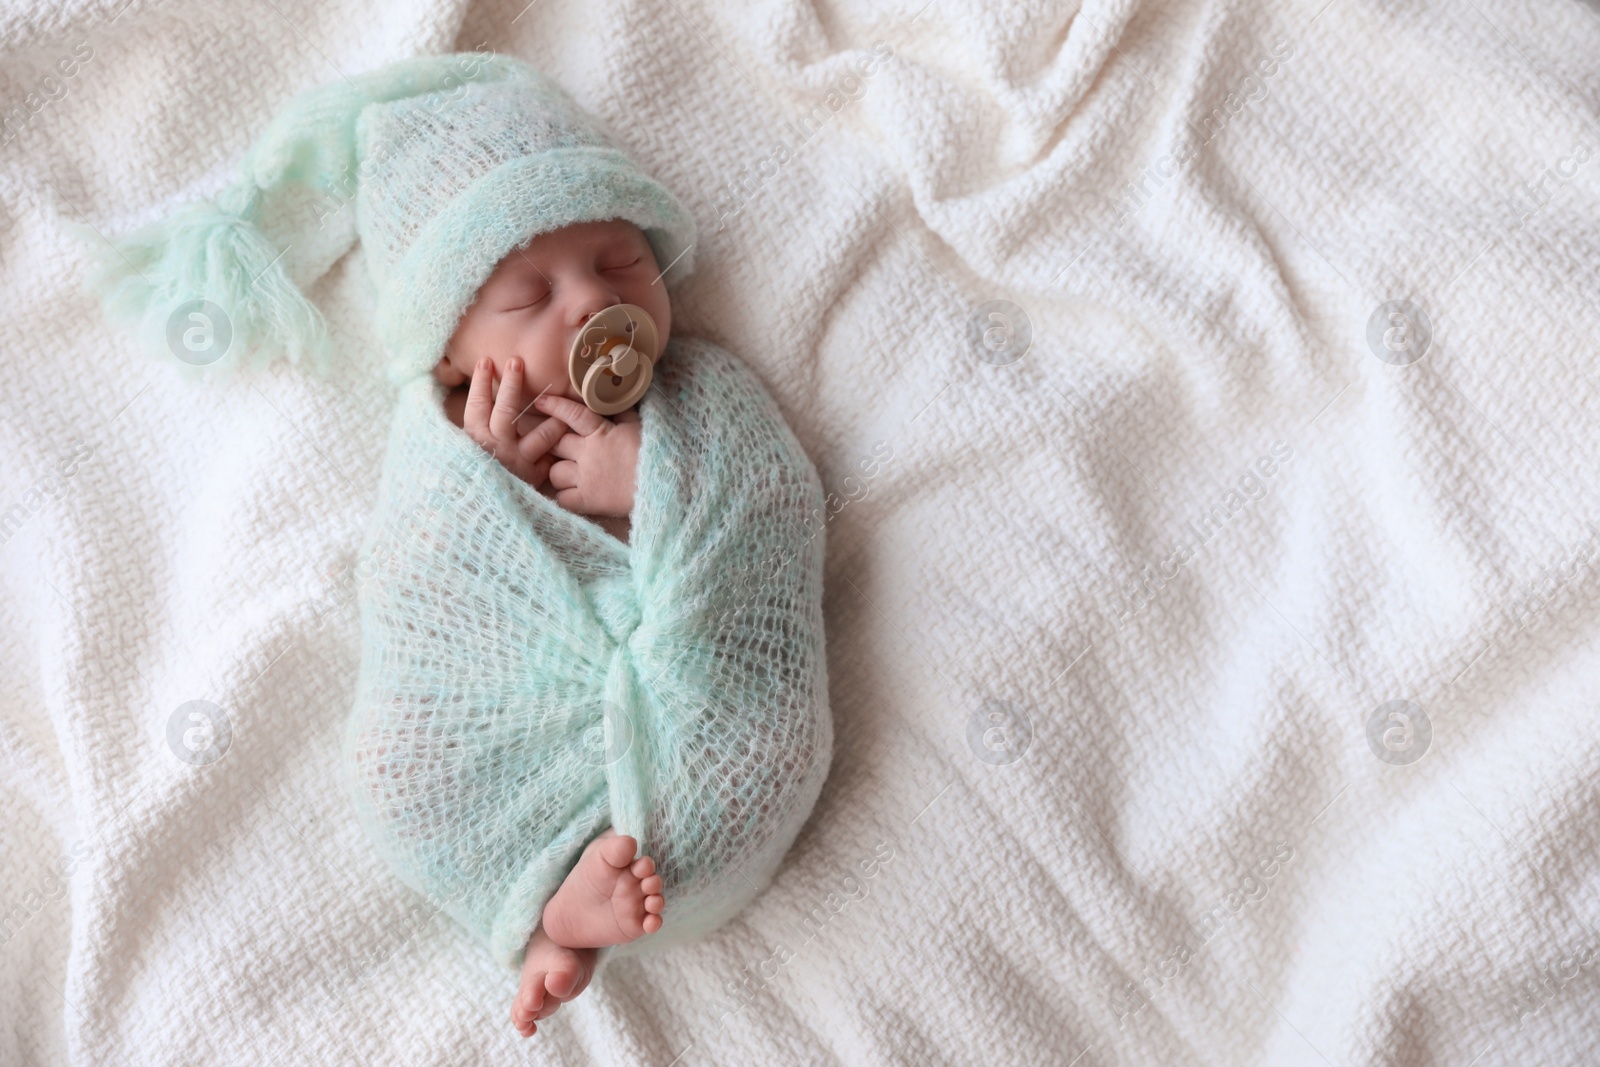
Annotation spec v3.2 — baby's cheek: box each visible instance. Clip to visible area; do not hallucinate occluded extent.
[527,349,572,400]
[432,356,470,387]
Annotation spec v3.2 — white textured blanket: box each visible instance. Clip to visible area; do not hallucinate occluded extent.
[5,0,1600,1063]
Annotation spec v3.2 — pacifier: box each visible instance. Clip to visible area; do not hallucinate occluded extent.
[567,304,659,416]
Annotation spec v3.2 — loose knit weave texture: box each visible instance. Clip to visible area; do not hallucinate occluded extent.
[352,66,698,385]
[341,336,833,970]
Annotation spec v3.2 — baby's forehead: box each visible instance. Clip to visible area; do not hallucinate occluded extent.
[546,219,644,252]
[494,221,642,274]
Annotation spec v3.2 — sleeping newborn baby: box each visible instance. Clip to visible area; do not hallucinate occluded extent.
[433,218,657,552]
[431,217,675,1032]
[82,51,833,1043]
[369,87,832,1036]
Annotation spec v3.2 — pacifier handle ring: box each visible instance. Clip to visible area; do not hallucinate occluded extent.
[568,303,660,415]
[580,354,652,415]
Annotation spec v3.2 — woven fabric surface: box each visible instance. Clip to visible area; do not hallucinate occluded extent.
[6,0,1600,1063]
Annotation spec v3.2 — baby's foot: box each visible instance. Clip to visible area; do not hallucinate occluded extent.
[510,925,597,1038]
[540,828,665,949]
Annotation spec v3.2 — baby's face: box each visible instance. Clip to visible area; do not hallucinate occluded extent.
[433,218,673,404]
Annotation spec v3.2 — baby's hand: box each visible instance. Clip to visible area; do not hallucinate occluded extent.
[532,395,641,519]
[461,357,569,488]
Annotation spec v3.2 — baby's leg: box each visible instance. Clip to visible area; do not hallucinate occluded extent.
[540,828,666,949]
[510,926,597,1037]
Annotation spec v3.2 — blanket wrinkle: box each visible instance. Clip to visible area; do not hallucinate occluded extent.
[10,0,1600,1063]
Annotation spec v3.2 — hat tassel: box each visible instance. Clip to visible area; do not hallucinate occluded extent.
[76,178,331,378]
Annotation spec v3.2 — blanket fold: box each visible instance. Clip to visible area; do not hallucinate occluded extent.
[341,336,833,968]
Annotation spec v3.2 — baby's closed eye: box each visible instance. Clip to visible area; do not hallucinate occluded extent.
[502,285,549,312]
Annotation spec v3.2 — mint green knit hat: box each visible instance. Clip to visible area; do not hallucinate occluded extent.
[78,51,697,385]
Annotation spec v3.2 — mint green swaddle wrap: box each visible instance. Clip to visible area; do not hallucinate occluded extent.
[341,335,833,969]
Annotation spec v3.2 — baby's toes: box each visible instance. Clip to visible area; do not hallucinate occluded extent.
[545,965,579,1003]
[636,865,665,934]
[597,833,639,870]
[630,856,655,880]
[511,988,542,1036]
[520,981,547,1016]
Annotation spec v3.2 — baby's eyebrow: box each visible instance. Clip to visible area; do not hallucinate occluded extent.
[508,247,551,284]
[594,234,638,254]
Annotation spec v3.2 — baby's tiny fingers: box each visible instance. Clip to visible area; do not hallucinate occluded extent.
[534,394,607,436]
[463,358,496,433]
[489,358,525,442]
[517,414,569,463]
[547,459,578,491]
[524,455,556,489]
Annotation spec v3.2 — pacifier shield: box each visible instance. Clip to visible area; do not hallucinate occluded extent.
[568,304,659,416]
